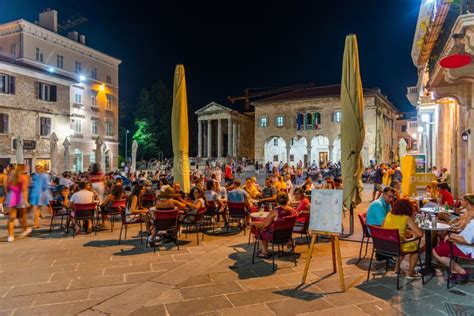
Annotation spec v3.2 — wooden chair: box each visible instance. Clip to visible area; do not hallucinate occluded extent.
[48,200,70,233]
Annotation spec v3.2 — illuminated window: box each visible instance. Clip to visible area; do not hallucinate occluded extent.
[276,116,284,127]
[91,90,97,107]
[75,61,82,74]
[91,67,97,79]
[334,111,342,123]
[260,116,268,127]
[106,121,113,136]
[74,92,82,104]
[91,119,98,135]
[74,119,82,134]
[106,94,113,110]
[106,74,112,84]
[40,117,51,136]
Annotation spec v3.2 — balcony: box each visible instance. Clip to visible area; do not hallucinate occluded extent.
[406,86,419,107]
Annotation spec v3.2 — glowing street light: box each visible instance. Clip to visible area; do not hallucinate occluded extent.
[99,84,105,91]
[47,67,55,73]
[417,126,424,133]
[79,75,86,82]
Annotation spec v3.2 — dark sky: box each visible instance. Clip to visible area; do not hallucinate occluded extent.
[2,0,421,114]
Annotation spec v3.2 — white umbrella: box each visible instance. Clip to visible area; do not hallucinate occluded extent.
[398,138,407,160]
[95,136,104,171]
[63,137,70,172]
[131,140,138,173]
[50,132,59,176]
[15,135,24,164]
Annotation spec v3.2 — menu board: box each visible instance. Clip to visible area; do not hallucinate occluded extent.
[309,189,343,234]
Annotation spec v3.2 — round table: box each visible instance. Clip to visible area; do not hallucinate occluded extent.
[419,222,451,274]
[250,212,269,220]
[420,207,454,214]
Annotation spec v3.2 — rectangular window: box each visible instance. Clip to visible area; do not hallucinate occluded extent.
[260,116,268,127]
[105,121,113,136]
[40,117,51,136]
[91,119,98,135]
[0,113,8,133]
[35,48,44,63]
[10,43,16,59]
[74,92,82,104]
[106,94,113,110]
[75,61,81,74]
[334,111,342,123]
[91,67,97,79]
[74,119,82,134]
[106,74,112,84]
[38,82,57,102]
[273,138,278,146]
[0,74,15,94]
[56,55,64,69]
[273,155,278,162]
[91,90,98,107]
[290,154,294,162]
[276,116,284,127]
[401,125,407,132]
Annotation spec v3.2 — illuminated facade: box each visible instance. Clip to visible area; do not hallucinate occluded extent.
[409,0,474,195]
[0,10,121,173]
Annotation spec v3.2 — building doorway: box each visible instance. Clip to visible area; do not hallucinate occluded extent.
[319,152,328,168]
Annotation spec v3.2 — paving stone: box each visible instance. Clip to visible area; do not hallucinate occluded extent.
[298,305,368,316]
[226,288,286,306]
[0,287,10,298]
[88,283,136,300]
[209,270,258,283]
[323,288,379,307]
[151,262,184,271]
[180,281,243,299]
[34,288,90,306]
[356,300,404,315]
[220,303,275,316]
[77,259,131,271]
[13,299,102,316]
[0,272,52,287]
[177,274,213,288]
[125,271,165,284]
[50,268,104,282]
[0,294,37,310]
[93,281,173,314]
[236,275,289,291]
[266,297,334,315]
[6,281,70,297]
[104,264,151,276]
[69,275,125,290]
[144,289,183,306]
[166,295,233,315]
[129,304,167,316]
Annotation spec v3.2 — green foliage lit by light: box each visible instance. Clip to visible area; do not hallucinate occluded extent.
[133,119,153,145]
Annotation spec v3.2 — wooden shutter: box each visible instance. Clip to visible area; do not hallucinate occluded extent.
[37,82,42,99]
[46,117,51,135]
[50,85,57,102]
[8,76,15,94]
[1,114,8,133]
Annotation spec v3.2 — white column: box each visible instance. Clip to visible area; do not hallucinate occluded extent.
[227,118,232,157]
[207,120,212,158]
[232,123,237,158]
[197,121,202,158]
[217,119,222,158]
[286,145,291,164]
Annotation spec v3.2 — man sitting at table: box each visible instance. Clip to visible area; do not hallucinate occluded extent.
[259,178,277,204]
[244,178,260,199]
[69,181,95,234]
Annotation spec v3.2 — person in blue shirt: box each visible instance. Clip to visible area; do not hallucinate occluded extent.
[366,187,395,229]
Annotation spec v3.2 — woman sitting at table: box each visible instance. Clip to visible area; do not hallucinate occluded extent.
[155,187,186,210]
[432,194,474,283]
[292,188,310,237]
[127,185,148,215]
[205,180,228,224]
[251,192,296,259]
[438,183,454,207]
[382,198,423,279]
[177,187,205,224]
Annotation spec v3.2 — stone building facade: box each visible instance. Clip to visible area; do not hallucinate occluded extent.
[0,10,121,173]
[252,85,399,167]
[408,0,474,196]
[195,102,254,160]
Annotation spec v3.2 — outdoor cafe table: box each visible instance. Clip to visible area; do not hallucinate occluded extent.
[418,221,451,274]
[250,212,269,221]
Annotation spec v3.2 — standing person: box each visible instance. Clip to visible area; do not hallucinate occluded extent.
[440,167,451,187]
[213,164,222,184]
[89,163,105,203]
[0,165,7,217]
[6,164,31,242]
[30,165,52,229]
[391,164,403,183]
[371,163,386,201]
[225,163,233,186]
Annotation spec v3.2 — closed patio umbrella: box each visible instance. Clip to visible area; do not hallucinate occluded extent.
[131,140,138,173]
[171,64,190,193]
[15,135,24,164]
[63,137,70,172]
[95,136,104,172]
[50,132,59,176]
[341,34,365,236]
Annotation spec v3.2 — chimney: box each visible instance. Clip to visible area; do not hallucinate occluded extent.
[79,35,86,45]
[38,9,58,32]
[68,31,79,42]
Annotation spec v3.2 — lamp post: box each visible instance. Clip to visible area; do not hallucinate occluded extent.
[125,130,129,163]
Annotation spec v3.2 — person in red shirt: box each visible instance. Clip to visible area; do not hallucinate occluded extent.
[224,163,233,186]
[438,182,454,207]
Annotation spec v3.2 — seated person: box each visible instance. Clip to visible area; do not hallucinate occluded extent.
[69,181,94,234]
[159,178,171,192]
[382,199,423,279]
[176,187,205,224]
[302,177,315,195]
[127,185,148,215]
[54,186,70,208]
[244,178,260,200]
[259,178,277,204]
[389,180,401,201]
[433,194,474,283]
[366,187,395,229]
[438,182,454,207]
[334,177,343,189]
[100,178,124,227]
[251,192,296,258]
[227,179,249,208]
[155,187,186,210]
[205,180,227,224]
[172,183,186,199]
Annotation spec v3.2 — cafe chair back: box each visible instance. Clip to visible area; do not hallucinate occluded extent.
[70,203,97,237]
[357,213,371,262]
[48,200,70,234]
[152,209,180,251]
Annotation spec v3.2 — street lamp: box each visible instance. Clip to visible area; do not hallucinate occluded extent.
[125,130,129,163]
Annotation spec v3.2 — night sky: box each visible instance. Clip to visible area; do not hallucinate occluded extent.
[2,0,421,115]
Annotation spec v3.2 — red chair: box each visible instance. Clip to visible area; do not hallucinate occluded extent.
[142,194,156,208]
[69,203,97,237]
[227,202,248,234]
[151,209,180,252]
[102,199,127,232]
[118,208,145,245]
[293,213,311,248]
[447,239,474,289]
[180,207,207,245]
[252,215,298,271]
[357,213,371,262]
[367,225,424,290]
[48,200,70,233]
[204,201,220,233]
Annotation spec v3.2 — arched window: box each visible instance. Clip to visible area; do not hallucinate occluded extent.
[73,149,83,172]
[305,113,313,130]
[296,112,304,131]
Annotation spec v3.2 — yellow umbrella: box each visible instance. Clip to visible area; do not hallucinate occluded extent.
[341,34,365,233]
[171,64,191,193]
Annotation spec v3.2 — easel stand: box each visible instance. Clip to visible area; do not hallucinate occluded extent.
[301,231,345,292]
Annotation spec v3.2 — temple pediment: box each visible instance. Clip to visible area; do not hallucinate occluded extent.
[195,102,234,115]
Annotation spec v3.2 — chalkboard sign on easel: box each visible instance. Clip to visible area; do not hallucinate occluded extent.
[301,190,345,291]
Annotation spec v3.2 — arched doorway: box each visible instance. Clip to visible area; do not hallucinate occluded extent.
[289,136,307,166]
[311,135,329,168]
[332,135,341,163]
[73,148,83,172]
[264,136,287,166]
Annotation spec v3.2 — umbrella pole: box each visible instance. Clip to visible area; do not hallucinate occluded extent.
[341,204,354,238]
